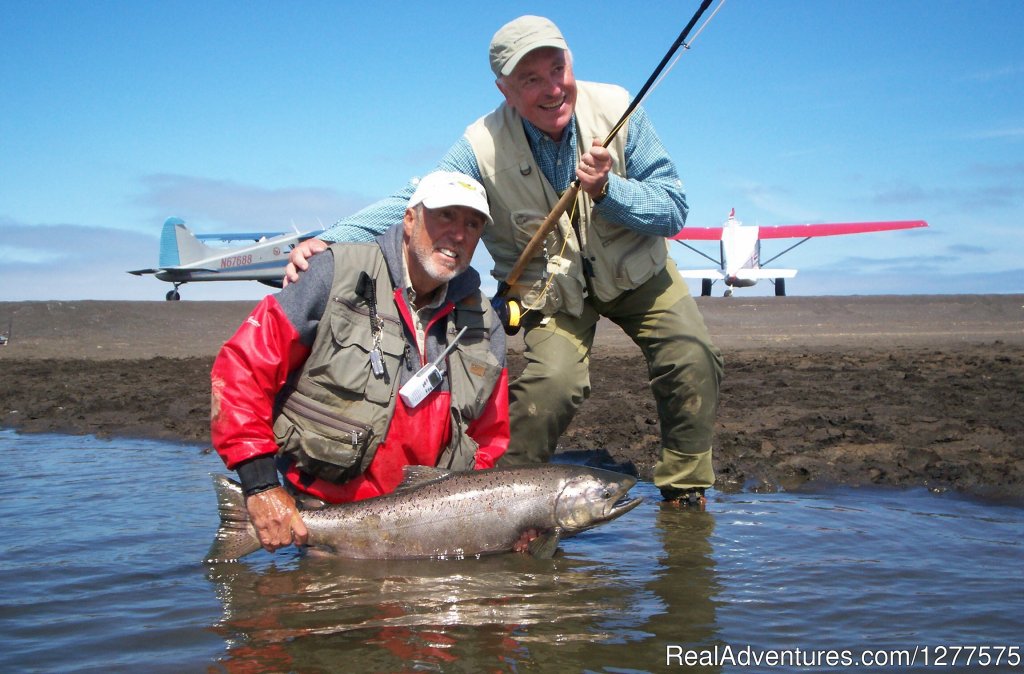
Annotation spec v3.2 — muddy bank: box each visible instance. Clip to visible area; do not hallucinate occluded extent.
[1,297,1022,501]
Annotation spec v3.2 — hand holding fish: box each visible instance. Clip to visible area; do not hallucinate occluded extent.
[245,487,309,552]
[208,465,642,562]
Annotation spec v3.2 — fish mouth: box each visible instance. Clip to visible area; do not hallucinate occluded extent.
[602,475,641,521]
[608,494,643,519]
[599,476,643,522]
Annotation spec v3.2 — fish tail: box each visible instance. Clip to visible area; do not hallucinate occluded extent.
[205,474,263,562]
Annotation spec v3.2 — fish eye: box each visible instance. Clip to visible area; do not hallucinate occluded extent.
[602,489,612,499]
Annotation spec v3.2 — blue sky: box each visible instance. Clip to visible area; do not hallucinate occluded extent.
[2,0,1022,301]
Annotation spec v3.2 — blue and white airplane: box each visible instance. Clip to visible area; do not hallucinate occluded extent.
[128,217,323,300]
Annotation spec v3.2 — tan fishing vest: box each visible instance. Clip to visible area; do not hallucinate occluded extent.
[465,80,669,317]
[272,242,503,483]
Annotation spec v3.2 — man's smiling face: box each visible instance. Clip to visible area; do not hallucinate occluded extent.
[498,47,577,141]
[403,204,485,296]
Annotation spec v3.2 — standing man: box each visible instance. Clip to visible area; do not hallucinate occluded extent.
[287,16,723,506]
[212,171,509,553]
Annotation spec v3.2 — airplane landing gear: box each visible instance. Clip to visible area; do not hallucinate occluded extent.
[166,284,182,301]
[774,278,786,296]
[701,278,713,297]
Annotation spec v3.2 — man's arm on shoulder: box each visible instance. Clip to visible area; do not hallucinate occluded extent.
[321,138,484,243]
[596,105,688,237]
[286,138,484,283]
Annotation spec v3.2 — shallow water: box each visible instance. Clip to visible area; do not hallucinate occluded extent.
[1,429,1021,673]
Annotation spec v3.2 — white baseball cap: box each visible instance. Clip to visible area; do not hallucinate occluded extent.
[408,171,492,225]
[489,15,568,77]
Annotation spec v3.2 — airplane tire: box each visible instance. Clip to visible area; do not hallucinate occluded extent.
[166,290,181,301]
[701,279,712,297]
[775,278,786,296]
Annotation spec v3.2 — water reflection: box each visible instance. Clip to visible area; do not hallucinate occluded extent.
[3,431,1021,674]
[205,485,722,672]
[645,506,721,672]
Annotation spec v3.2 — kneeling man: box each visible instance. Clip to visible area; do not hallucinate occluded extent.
[210,171,509,553]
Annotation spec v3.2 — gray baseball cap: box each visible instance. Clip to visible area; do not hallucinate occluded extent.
[489,15,568,77]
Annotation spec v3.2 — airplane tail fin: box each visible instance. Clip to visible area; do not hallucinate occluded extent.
[158,217,216,268]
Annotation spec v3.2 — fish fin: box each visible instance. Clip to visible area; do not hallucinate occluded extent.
[205,474,263,562]
[395,465,453,492]
[527,528,562,559]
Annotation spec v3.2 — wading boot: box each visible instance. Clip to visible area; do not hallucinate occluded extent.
[661,487,706,510]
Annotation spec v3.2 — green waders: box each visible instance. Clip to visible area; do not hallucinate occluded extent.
[497,260,724,493]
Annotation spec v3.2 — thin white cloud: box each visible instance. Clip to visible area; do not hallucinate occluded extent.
[961,64,1024,83]
[967,161,1024,177]
[827,254,957,274]
[0,244,67,265]
[870,180,1023,211]
[732,181,822,222]
[948,243,990,256]
[963,127,1024,141]
[0,219,269,301]
[135,174,372,232]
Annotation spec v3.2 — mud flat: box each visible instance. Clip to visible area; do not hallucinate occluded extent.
[2,295,1021,500]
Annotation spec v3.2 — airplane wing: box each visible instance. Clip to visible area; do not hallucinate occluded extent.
[194,231,287,242]
[194,229,324,243]
[670,220,926,241]
[671,227,723,241]
[756,220,927,239]
[677,269,725,280]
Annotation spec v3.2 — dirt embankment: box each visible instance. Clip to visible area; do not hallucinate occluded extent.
[2,296,1022,501]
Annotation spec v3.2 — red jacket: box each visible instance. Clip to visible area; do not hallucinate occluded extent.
[212,287,509,503]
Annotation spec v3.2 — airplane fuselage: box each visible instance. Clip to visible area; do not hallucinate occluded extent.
[129,217,322,298]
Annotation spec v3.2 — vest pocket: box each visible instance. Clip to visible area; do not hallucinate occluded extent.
[306,308,372,393]
[617,237,668,288]
[306,306,402,405]
[447,349,502,420]
[274,389,374,484]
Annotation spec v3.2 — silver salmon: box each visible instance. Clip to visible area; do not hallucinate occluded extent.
[206,464,642,561]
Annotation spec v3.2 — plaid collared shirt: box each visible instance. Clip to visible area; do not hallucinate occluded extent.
[322,104,687,243]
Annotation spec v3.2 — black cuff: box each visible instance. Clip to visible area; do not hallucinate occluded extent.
[236,455,281,496]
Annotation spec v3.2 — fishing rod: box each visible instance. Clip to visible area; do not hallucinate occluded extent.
[493,0,721,334]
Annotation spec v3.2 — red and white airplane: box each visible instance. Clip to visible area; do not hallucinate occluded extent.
[672,209,928,296]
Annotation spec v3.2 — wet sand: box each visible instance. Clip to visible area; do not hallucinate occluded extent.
[2,295,1022,501]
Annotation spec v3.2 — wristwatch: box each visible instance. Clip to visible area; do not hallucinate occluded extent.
[594,180,609,204]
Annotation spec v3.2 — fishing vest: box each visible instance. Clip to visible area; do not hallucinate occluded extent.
[271,242,503,484]
[465,80,670,317]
